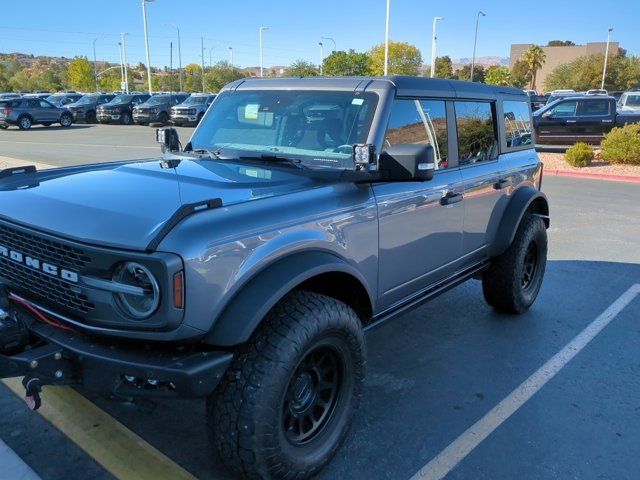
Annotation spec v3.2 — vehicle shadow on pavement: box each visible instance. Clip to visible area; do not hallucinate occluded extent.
[83,259,640,480]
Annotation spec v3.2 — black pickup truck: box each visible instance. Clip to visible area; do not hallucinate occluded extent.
[533,95,640,144]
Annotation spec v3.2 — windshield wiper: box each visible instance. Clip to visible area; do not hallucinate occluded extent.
[238,154,306,170]
[191,148,222,159]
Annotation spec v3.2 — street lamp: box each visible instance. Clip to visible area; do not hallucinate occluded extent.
[121,33,129,94]
[118,41,125,90]
[321,37,337,53]
[92,37,99,92]
[164,23,182,91]
[430,17,443,78]
[384,0,390,75]
[601,27,613,90]
[141,0,154,95]
[470,11,486,82]
[319,42,324,75]
[259,26,269,77]
[228,47,234,67]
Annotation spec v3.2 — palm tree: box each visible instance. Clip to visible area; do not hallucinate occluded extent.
[521,45,546,91]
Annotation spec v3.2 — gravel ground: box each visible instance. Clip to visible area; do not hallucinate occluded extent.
[539,151,640,177]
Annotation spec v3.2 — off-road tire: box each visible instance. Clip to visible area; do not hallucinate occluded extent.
[482,214,547,314]
[208,291,365,480]
[18,115,32,130]
[121,112,132,125]
[59,113,72,128]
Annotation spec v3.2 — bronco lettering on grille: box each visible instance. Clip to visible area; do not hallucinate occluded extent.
[0,243,79,283]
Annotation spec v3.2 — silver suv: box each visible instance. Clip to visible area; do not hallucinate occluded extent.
[170,93,216,126]
[0,76,548,479]
[0,97,73,130]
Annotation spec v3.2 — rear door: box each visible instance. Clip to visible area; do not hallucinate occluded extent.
[577,98,613,140]
[374,98,464,310]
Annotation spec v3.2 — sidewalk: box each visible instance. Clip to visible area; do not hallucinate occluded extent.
[0,156,52,171]
[0,438,41,480]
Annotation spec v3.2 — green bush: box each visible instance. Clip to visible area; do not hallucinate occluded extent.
[601,124,640,165]
[565,142,594,168]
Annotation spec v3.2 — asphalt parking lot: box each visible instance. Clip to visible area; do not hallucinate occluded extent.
[0,126,639,479]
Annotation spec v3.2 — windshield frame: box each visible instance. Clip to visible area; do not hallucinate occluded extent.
[188,89,380,171]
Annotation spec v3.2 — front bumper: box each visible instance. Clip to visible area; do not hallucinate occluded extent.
[68,110,88,121]
[0,293,233,399]
[133,111,159,124]
[97,111,121,122]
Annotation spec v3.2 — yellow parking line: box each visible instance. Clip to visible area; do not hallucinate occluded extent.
[2,379,197,480]
[0,140,157,150]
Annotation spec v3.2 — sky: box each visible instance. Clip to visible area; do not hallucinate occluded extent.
[0,0,638,69]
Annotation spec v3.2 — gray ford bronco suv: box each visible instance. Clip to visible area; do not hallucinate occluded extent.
[0,76,548,479]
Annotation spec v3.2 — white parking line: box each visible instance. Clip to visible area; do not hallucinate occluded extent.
[0,438,41,480]
[410,283,640,480]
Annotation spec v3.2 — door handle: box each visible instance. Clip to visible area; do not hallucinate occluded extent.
[493,178,512,190]
[440,192,463,206]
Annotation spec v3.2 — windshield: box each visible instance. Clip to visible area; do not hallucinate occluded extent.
[190,90,378,170]
[183,95,208,105]
[46,95,66,104]
[110,95,134,105]
[75,95,99,105]
[145,95,170,105]
[625,95,640,107]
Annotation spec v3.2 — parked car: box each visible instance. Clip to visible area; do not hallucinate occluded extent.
[610,91,624,101]
[0,97,73,130]
[529,94,547,111]
[533,95,640,144]
[66,94,115,123]
[586,89,608,96]
[170,93,216,126]
[22,93,52,100]
[546,91,583,105]
[0,93,22,100]
[45,93,82,107]
[133,93,189,125]
[617,91,640,111]
[97,93,151,125]
[0,76,549,479]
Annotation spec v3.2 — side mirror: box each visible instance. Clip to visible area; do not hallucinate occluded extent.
[378,144,435,182]
[156,127,180,153]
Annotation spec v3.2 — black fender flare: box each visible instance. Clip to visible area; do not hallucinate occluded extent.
[203,251,373,346]
[488,186,549,257]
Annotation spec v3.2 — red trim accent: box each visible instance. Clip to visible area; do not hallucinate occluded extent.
[8,294,76,332]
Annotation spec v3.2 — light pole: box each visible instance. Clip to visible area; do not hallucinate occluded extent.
[200,37,205,93]
[92,38,99,92]
[601,27,613,90]
[259,26,269,77]
[319,42,324,75]
[470,10,485,82]
[121,33,129,94]
[321,37,336,53]
[384,0,390,75]
[141,0,154,95]
[228,47,234,67]
[430,17,443,78]
[164,23,182,91]
[118,41,125,89]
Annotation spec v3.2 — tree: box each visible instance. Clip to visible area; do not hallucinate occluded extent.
[433,56,454,79]
[204,61,246,92]
[485,65,511,86]
[544,53,640,92]
[369,41,422,76]
[67,56,95,92]
[286,60,318,77]
[183,63,204,92]
[509,60,531,88]
[521,45,546,90]
[0,63,10,91]
[547,40,575,47]
[323,50,372,76]
[455,64,485,83]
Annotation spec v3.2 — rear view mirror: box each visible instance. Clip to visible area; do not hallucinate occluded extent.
[156,127,181,153]
[379,144,435,182]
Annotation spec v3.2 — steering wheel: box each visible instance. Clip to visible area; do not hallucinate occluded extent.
[333,144,353,154]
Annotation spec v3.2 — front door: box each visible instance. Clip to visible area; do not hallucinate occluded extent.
[374,98,464,310]
[37,100,59,123]
[537,99,580,142]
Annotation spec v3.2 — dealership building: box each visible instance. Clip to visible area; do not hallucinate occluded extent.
[509,42,619,92]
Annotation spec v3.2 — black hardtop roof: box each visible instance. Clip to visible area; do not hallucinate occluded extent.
[223,75,527,100]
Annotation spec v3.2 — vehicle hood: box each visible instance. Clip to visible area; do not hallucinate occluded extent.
[136,101,168,109]
[66,100,97,108]
[0,158,320,251]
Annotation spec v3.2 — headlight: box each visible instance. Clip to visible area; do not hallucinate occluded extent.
[113,262,160,319]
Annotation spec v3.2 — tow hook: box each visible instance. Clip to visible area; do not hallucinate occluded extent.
[23,376,43,411]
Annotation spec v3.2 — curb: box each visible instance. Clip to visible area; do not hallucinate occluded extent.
[546,169,640,184]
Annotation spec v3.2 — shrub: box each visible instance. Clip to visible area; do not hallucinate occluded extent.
[601,123,640,165]
[565,142,594,168]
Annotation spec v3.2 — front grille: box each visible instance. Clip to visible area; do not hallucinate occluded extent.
[0,223,94,314]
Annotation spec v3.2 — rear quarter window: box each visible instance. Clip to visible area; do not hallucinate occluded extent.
[503,100,533,150]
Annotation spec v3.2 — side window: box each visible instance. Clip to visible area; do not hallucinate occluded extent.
[385,99,449,169]
[550,100,577,117]
[578,99,610,116]
[455,101,498,165]
[38,100,53,109]
[503,101,533,149]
